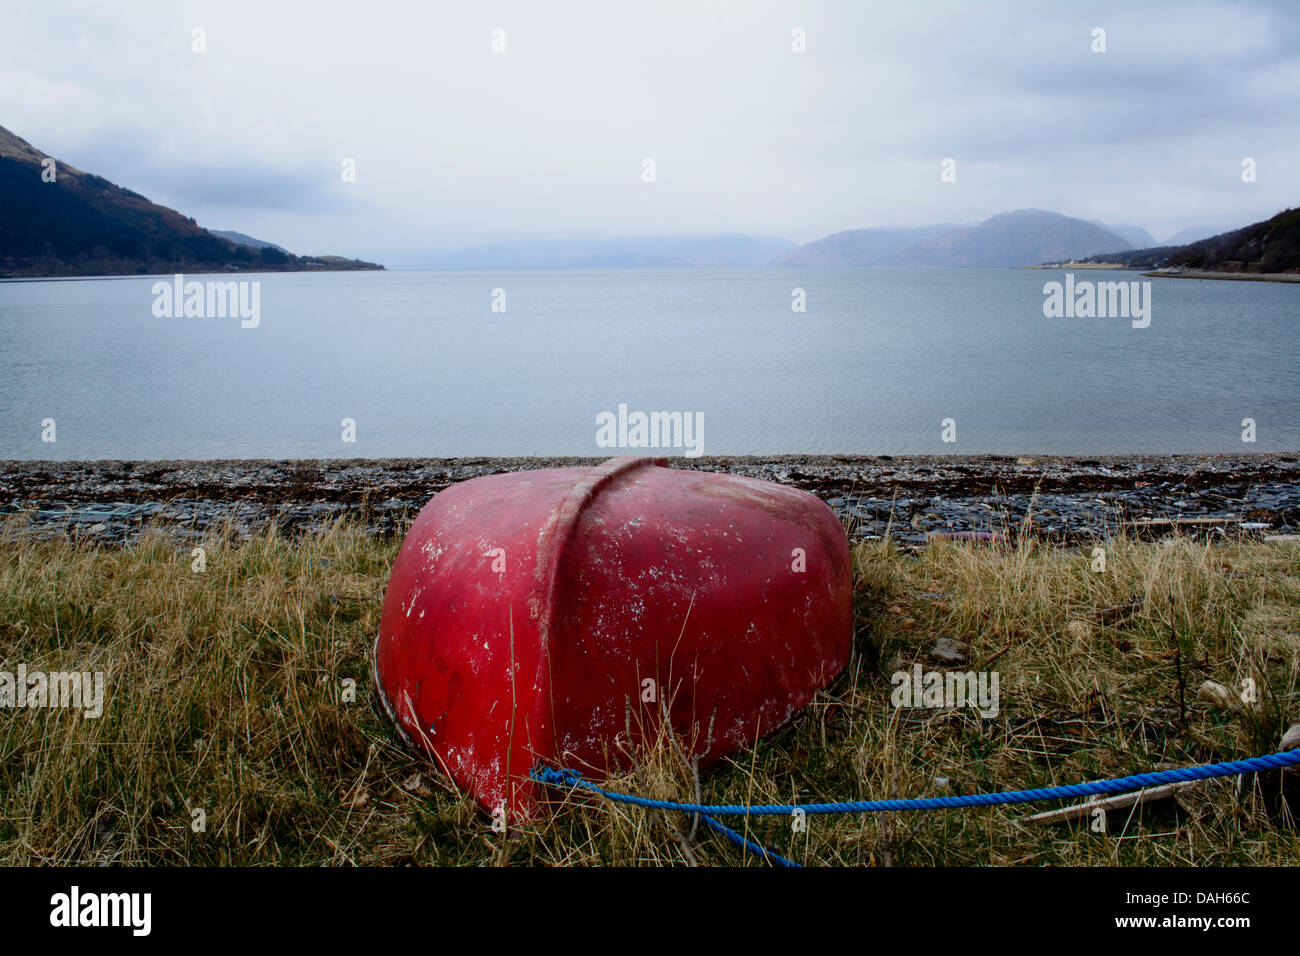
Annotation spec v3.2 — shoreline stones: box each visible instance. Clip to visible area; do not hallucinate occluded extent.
[1282,724,1300,752]
[2,453,1297,548]
[929,638,970,665]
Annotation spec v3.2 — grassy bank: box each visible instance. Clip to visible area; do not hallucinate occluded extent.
[1,520,1297,866]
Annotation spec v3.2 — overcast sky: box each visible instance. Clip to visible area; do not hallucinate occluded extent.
[3,0,1298,257]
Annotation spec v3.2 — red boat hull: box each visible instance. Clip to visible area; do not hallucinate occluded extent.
[374,456,852,820]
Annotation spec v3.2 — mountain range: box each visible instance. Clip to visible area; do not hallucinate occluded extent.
[0,126,381,278]
[417,210,1165,270]
[774,210,1138,268]
[769,225,963,266]
[0,123,1283,277]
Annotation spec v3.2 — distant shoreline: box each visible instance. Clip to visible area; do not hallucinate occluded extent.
[1019,263,1129,270]
[1142,270,1300,283]
[1021,265,1300,283]
[0,259,384,281]
[0,265,384,282]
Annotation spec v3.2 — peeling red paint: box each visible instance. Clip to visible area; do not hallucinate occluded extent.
[374,456,852,821]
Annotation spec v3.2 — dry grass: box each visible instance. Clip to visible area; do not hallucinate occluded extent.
[1,517,1298,866]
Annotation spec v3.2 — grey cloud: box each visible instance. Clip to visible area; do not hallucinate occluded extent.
[1,0,1296,251]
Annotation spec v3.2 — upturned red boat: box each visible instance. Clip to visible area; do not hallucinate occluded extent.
[374,456,852,821]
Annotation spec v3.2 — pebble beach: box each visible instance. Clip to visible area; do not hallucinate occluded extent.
[4,452,1297,548]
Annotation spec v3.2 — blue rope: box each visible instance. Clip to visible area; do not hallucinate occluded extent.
[697,813,800,868]
[532,748,1300,816]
